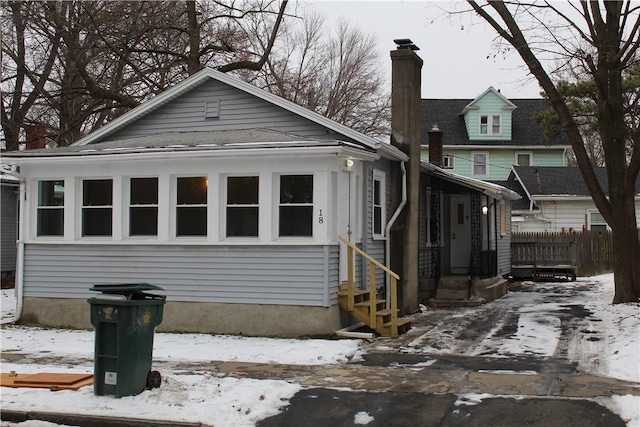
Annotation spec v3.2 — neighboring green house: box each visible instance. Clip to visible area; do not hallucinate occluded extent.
[421,87,570,180]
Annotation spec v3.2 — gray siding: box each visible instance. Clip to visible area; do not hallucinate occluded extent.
[497,201,512,276]
[23,244,339,307]
[327,244,340,305]
[1,185,18,273]
[105,79,355,143]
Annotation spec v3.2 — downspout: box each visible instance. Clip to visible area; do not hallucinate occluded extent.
[385,161,407,306]
[3,165,25,324]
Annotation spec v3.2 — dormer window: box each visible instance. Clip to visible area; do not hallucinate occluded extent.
[480,114,501,135]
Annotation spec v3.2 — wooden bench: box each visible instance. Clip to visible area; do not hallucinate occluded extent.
[511,241,577,281]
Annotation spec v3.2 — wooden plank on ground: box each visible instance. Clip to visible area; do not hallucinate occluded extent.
[1,372,93,390]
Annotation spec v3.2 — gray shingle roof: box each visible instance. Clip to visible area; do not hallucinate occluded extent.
[510,166,640,197]
[421,98,570,147]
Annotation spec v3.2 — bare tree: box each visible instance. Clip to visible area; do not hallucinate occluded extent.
[467,1,640,302]
[1,0,287,149]
[246,12,391,138]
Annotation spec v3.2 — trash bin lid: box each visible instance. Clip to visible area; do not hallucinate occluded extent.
[90,283,164,294]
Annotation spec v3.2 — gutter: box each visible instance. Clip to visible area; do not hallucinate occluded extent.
[385,161,407,306]
[3,165,25,324]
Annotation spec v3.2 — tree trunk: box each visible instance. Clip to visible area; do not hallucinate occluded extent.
[469,0,640,303]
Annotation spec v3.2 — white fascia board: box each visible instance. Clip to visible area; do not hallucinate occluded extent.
[9,146,379,166]
[438,144,571,150]
[532,195,597,201]
[72,67,401,159]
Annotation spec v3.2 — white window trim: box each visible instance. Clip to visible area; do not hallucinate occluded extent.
[126,176,159,240]
[275,173,315,240]
[442,154,454,169]
[372,169,386,240]
[222,174,260,240]
[471,151,490,177]
[34,179,66,239]
[479,114,502,136]
[515,151,533,166]
[78,177,117,240]
[587,209,609,232]
[172,175,209,240]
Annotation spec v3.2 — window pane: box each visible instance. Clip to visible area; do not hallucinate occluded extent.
[131,178,158,204]
[177,206,207,236]
[227,177,258,204]
[37,209,63,236]
[492,115,501,133]
[38,180,64,206]
[177,177,207,205]
[374,207,382,235]
[83,179,112,206]
[82,208,112,236]
[591,224,607,233]
[279,206,312,236]
[130,207,158,236]
[517,154,530,166]
[373,180,381,205]
[480,116,488,134]
[280,175,313,203]
[227,207,258,237]
[591,212,605,223]
[473,154,487,175]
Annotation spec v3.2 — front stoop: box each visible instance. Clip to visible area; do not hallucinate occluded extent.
[429,276,508,307]
[338,285,412,337]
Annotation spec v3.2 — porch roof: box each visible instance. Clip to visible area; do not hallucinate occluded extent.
[1,129,378,161]
[421,161,521,201]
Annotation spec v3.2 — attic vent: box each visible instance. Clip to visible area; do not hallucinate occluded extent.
[204,100,220,119]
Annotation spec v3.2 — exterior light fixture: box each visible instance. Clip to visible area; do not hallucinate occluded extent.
[482,205,488,215]
[345,159,354,169]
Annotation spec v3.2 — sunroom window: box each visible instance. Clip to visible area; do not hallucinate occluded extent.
[37,180,64,236]
[130,177,158,236]
[176,176,207,236]
[226,176,259,237]
[82,179,113,236]
[279,175,313,237]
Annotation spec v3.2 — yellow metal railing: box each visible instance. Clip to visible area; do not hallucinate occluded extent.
[339,236,401,337]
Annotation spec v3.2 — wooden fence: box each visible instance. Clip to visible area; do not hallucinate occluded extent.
[512,231,617,277]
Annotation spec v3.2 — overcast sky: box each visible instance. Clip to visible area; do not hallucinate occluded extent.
[305,1,543,100]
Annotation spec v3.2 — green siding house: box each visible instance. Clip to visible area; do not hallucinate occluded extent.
[421,87,569,180]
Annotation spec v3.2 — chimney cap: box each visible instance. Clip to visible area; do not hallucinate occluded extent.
[429,123,441,132]
[393,38,420,50]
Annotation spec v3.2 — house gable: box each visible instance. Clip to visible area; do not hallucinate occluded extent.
[71,67,405,161]
[461,87,516,142]
[103,78,346,144]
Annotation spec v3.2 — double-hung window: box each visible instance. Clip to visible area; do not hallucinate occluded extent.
[480,114,501,135]
[82,179,113,236]
[588,210,608,233]
[37,180,64,236]
[226,176,259,237]
[130,177,158,236]
[372,170,385,238]
[472,152,489,177]
[279,174,313,237]
[176,176,207,236]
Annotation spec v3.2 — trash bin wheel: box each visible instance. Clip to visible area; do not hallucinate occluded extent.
[146,370,162,389]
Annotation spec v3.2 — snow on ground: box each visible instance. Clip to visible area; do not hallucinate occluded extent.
[1,273,639,426]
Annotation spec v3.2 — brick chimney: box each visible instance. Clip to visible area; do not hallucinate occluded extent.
[390,39,423,315]
[428,124,443,167]
[24,125,47,149]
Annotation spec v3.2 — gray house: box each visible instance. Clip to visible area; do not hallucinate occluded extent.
[1,165,19,286]
[2,43,520,335]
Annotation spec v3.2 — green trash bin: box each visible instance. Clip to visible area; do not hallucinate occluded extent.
[88,283,166,397]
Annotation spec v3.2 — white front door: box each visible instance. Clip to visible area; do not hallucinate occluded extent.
[450,194,471,274]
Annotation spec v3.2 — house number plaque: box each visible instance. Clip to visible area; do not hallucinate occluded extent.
[318,209,324,224]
